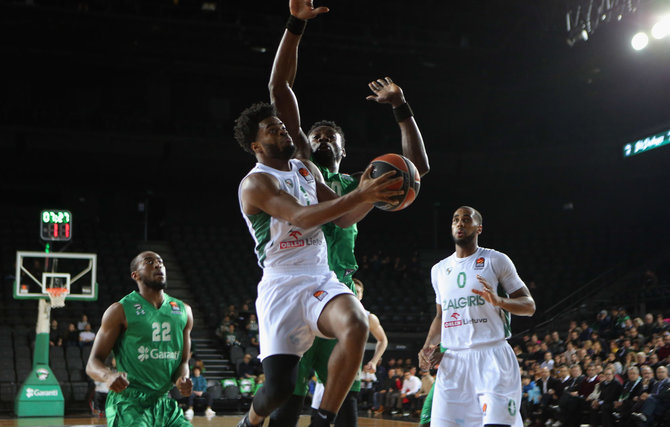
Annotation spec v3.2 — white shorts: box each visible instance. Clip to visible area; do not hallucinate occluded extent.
[256,264,354,360]
[432,340,522,427]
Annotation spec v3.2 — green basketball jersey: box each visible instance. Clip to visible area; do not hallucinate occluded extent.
[114,291,188,395]
[315,163,359,286]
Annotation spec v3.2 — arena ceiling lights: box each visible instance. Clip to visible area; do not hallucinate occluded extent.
[565,0,645,46]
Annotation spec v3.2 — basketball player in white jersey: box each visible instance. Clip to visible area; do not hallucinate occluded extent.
[419,206,536,427]
[234,102,401,427]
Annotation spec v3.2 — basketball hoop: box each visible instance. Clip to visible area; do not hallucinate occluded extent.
[46,287,68,308]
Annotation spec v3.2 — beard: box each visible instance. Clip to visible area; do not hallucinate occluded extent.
[144,277,167,290]
[453,229,477,247]
[265,141,296,161]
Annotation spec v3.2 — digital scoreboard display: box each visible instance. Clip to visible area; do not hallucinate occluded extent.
[40,210,72,241]
[623,129,670,157]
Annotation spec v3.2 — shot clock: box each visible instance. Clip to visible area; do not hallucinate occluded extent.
[40,209,72,241]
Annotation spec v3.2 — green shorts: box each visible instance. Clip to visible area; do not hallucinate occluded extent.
[419,382,435,425]
[293,277,361,396]
[106,387,191,427]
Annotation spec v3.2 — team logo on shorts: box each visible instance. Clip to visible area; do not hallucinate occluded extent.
[474,257,485,270]
[285,179,294,189]
[298,168,314,183]
[313,290,328,301]
[508,399,517,416]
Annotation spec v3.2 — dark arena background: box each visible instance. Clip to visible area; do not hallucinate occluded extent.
[1,0,670,425]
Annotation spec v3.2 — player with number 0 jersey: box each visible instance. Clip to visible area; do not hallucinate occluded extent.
[419,207,535,427]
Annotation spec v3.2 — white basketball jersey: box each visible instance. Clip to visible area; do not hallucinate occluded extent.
[431,247,525,350]
[238,159,328,269]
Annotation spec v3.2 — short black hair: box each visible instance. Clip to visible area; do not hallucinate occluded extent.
[234,102,277,154]
[130,253,142,274]
[457,206,483,225]
[308,120,345,145]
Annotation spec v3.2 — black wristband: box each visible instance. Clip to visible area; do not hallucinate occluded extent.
[392,102,414,122]
[286,15,307,35]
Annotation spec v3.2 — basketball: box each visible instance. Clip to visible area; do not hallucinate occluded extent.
[368,153,421,212]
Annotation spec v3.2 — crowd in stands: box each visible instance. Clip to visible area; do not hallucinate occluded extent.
[516,307,670,426]
[49,314,97,348]
[214,301,260,361]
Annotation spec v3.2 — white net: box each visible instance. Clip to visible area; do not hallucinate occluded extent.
[47,288,68,308]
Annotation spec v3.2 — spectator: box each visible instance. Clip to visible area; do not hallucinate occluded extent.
[63,322,79,347]
[398,368,421,416]
[521,374,540,423]
[629,327,646,348]
[549,331,565,355]
[555,364,585,426]
[640,313,655,338]
[49,319,62,347]
[245,313,259,336]
[224,324,242,350]
[652,314,668,335]
[541,352,555,372]
[77,314,90,331]
[612,366,643,424]
[215,315,232,341]
[657,334,670,362]
[376,368,402,415]
[78,323,95,347]
[359,364,377,410]
[184,367,215,420]
[631,365,670,426]
[579,321,593,342]
[237,353,257,379]
[589,366,623,426]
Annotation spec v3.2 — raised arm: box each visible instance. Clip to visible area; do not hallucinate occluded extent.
[366,77,430,176]
[173,303,194,397]
[269,0,329,159]
[240,163,401,230]
[364,312,388,373]
[86,303,129,393]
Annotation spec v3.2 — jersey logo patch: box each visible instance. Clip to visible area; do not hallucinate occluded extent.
[474,257,485,270]
[298,167,314,183]
[284,179,294,189]
[482,402,487,414]
[313,290,328,301]
[289,230,302,240]
[134,303,145,316]
[169,301,181,314]
[446,267,453,275]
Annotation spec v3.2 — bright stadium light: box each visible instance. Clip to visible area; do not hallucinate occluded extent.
[651,16,670,39]
[631,32,649,50]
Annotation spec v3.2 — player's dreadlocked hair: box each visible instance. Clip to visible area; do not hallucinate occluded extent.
[308,120,346,145]
[234,102,277,154]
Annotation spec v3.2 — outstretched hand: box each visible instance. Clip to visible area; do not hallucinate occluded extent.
[290,0,329,20]
[471,275,503,307]
[366,77,406,108]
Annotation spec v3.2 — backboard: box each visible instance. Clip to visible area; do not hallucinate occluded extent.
[14,251,98,301]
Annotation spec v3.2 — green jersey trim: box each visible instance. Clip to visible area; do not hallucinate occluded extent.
[246,211,271,268]
[497,284,512,337]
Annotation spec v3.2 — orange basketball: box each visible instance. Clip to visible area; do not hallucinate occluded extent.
[369,153,420,212]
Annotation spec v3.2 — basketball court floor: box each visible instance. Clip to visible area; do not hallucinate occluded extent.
[0,415,419,426]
